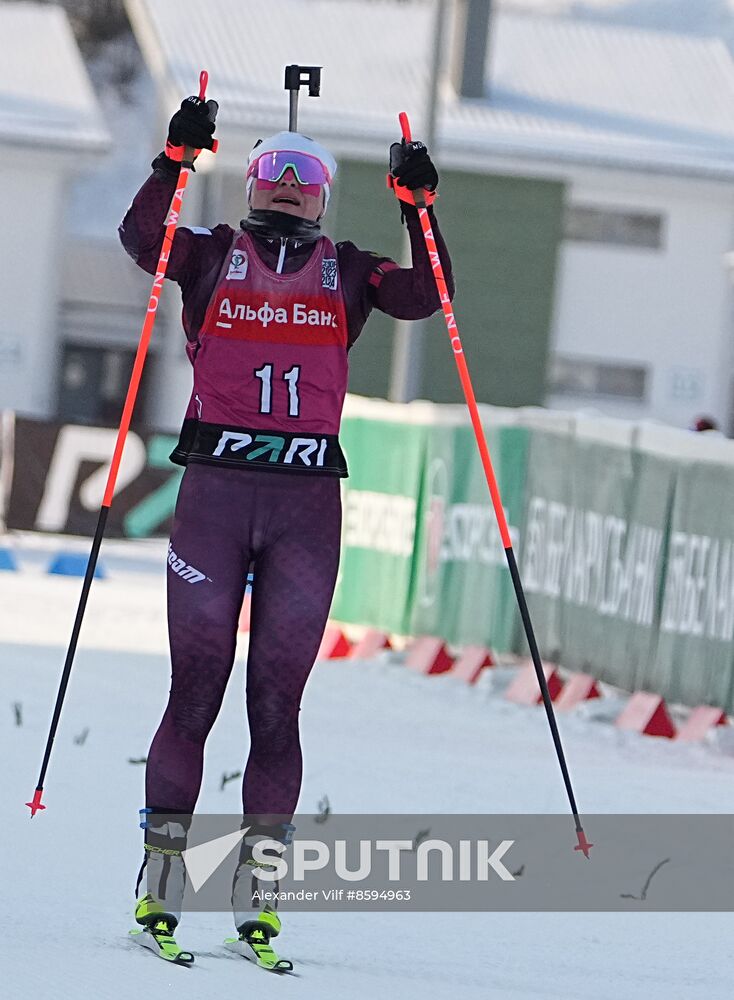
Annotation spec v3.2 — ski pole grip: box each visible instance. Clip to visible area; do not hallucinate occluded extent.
[390,111,434,207]
[197,69,219,153]
[399,112,412,142]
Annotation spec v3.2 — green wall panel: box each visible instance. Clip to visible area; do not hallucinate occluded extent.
[328,162,565,406]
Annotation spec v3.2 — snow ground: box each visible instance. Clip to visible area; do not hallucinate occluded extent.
[2,539,734,999]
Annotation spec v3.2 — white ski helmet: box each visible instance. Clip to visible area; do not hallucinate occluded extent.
[246,131,337,217]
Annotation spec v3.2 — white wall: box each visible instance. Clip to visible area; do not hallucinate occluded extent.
[546,167,734,430]
[0,151,68,418]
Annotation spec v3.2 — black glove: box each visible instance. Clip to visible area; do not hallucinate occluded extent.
[389,140,439,191]
[167,95,218,151]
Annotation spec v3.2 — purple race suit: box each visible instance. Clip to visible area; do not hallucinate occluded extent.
[119,164,454,821]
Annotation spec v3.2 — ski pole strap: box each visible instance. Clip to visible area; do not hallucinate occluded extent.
[165,139,201,163]
[386,171,437,207]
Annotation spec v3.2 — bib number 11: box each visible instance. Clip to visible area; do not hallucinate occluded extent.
[255,363,301,417]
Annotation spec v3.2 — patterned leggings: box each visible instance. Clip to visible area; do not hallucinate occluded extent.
[145,463,341,817]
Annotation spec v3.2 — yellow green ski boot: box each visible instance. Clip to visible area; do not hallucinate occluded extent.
[130,894,194,965]
[224,904,293,973]
[225,820,295,973]
[129,812,194,965]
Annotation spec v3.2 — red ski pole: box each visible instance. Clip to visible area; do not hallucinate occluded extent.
[25,71,218,818]
[393,112,592,858]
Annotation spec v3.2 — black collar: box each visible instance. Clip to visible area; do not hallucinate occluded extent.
[241,209,322,243]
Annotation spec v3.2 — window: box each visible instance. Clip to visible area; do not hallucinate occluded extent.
[57,344,151,426]
[564,205,664,249]
[548,355,648,401]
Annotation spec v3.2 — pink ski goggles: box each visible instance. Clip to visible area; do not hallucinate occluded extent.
[247,150,331,196]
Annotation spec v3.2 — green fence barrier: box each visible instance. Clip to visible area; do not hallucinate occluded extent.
[520,432,675,691]
[651,460,734,711]
[331,403,734,712]
[330,416,427,635]
[409,420,528,650]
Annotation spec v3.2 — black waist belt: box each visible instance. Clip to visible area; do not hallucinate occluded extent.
[170,419,348,477]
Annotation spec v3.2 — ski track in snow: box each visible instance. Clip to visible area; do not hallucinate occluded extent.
[2,555,734,999]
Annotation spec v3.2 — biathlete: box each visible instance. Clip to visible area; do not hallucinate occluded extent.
[119,89,454,969]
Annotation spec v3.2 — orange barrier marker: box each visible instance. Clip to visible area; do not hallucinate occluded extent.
[676,706,728,742]
[405,636,454,675]
[505,663,564,705]
[350,630,392,659]
[556,673,602,711]
[318,625,352,660]
[615,692,676,739]
[450,645,494,684]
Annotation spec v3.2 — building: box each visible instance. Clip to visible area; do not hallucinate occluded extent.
[0,2,110,420]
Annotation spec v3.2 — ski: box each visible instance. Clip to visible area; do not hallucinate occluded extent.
[223,934,294,973]
[129,925,195,965]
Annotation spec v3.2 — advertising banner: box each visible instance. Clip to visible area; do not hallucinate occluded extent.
[651,460,734,711]
[7,416,182,538]
[520,432,676,691]
[409,421,528,650]
[329,415,427,635]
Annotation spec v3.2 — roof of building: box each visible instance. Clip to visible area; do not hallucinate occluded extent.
[0,2,110,153]
[125,0,734,180]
